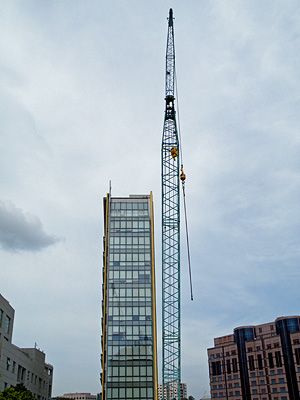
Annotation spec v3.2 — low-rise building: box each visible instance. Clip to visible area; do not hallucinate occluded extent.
[208,316,300,399]
[0,294,53,399]
[61,393,97,400]
[157,383,187,400]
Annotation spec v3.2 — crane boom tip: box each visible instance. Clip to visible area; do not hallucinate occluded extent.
[168,9,173,27]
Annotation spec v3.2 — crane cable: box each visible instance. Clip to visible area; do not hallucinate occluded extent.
[175,67,194,301]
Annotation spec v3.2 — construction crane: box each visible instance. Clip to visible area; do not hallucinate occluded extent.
[161,8,181,400]
[162,9,193,400]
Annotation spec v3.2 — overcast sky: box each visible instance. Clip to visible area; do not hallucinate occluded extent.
[1,1,300,398]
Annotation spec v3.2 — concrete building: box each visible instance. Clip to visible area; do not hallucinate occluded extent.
[207,316,300,400]
[0,294,53,399]
[61,393,96,400]
[101,193,158,400]
[157,383,187,400]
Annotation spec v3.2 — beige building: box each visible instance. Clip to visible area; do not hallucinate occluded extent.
[157,383,187,400]
[0,294,53,399]
[208,316,300,400]
[61,393,97,400]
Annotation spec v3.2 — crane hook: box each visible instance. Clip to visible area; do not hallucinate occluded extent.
[171,147,178,160]
[180,167,186,184]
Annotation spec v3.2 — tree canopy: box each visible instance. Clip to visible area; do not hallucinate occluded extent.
[0,384,35,400]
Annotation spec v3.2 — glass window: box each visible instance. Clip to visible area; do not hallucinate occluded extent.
[5,316,11,334]
[295,347,300,365]
[248,355,255,371]
[211,361,222,376]
[257,354,263,370]
[227,359,231,374]
[232,359,238,373]
[268,353,274,368]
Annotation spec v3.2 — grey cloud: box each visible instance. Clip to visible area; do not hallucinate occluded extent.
[0,200,62,252]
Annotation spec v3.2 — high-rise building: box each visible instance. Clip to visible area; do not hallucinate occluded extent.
[0,294,53,399]
[157,383,187,400]
[207,316,300,400]
[101,193,158,400]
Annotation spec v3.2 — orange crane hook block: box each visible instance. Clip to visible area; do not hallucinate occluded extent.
[180,167,186,184]
[170,147,178,160]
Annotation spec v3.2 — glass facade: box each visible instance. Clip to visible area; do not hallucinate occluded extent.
[276,318,300,399]
[234,327,255,400]
[101,194,157,400]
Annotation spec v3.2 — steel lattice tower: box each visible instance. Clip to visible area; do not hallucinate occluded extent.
[162,8,181,400]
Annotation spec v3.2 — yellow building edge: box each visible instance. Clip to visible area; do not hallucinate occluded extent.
[150,191,158,400]
[101,193,109,400]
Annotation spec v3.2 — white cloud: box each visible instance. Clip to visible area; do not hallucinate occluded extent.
[0,200,62,252]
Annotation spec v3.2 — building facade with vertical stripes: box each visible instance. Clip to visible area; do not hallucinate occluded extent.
[101,193,158,400]
[208,316,300,400]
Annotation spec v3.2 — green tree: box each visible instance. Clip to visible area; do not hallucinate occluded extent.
[0,384,35,400]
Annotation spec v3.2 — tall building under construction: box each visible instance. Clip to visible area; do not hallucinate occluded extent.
[101,193,158,400]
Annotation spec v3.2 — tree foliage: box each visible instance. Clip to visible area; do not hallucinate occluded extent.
[0,384,35,400]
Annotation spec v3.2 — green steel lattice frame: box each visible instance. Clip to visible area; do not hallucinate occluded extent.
[161,9,181,400]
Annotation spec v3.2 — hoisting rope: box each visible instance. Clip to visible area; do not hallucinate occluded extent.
[181,178,193,301]
[175,68,194,301]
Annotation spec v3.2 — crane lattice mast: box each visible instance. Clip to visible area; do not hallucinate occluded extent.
[162,8,181,400]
